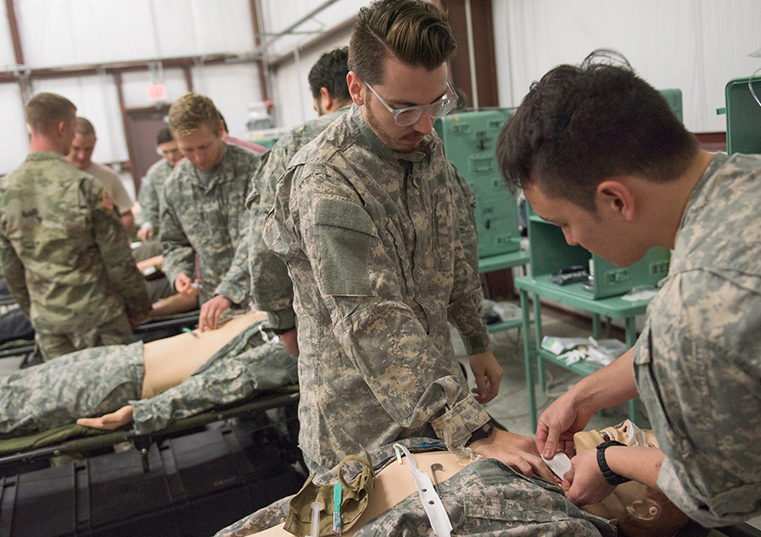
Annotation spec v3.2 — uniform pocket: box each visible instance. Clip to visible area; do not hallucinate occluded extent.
[314,198,375,297]
[431,188,455,272]
[460,496,603,536]
[633,326,683,455]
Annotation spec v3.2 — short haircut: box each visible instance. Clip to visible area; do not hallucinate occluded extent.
[25,93,76,136]
[75,117,96,137]
[348,0,457,86]
[308,47,351,101]
[168,93,220,137]
[156,126,173,145]
[497,57,699,212]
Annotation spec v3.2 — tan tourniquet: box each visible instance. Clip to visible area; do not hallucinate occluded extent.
[253,451,468,536]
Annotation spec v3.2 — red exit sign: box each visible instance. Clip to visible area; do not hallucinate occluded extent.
[147,84,166,101]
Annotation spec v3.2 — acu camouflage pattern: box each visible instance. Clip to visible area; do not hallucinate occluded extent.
[634,153,761,526]
[247,106,350,330]
[138,158,174,233]
[264,105,491,469]
[214,438,616,537]
[0,152,151,335]
[160,142,261,306]
[131,320,297,434]
[0,319,297,436]
[248,106,479,329]
[0,341,144,435]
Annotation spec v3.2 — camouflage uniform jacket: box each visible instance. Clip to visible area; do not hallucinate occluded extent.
[160,142,260,306]
[635,152,761,526]
[138,158,173,233]
[0,152,150,334]
[263,105,491,469]
[250,105,479,330]
[248,106,350,330]
[215,438,616,537]
[0,320,297,436]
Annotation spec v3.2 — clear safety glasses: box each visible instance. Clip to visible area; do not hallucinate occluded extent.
[364,80,458,127]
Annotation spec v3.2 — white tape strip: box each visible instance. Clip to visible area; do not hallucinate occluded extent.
[393,444,452,537]
[542,453,572,480]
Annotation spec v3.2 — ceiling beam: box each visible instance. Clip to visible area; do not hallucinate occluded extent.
[0,53,251,84]
[250,0,270,101]
[5,0,24,66]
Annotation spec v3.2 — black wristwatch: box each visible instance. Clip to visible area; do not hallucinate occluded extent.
[596,440,631,485]
[465,420,495,446]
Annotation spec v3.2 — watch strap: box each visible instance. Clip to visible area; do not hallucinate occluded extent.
[465,420,495,446]
[596,440,630,486]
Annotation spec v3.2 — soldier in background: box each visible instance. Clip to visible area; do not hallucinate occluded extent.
[0,93,151,360]
[247,46,353,351]
[161,92,262,332]
[137,127,183,241]
[67,117,136,234]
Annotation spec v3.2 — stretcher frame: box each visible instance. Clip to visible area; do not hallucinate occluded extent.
[0,385,300,473]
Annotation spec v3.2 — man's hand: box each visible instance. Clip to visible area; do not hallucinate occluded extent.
[137,225,153,241]
[536,390,596,460]
[279,327,299,357]
[562,447,616,506]
[470,428,555,482]
[469,351,503,403]
[174,273,201,297]
[199,295,232,332]
[77,405,134,430]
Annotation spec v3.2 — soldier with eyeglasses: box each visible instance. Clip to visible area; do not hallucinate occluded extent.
[260,0,554,480]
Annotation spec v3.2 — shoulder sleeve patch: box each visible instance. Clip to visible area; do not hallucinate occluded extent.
[315,198,374,235]
[101,189,114,210]
[314,198,374,297]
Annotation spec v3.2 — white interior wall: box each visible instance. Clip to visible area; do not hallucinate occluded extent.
[492,0,761,133]
[121,68,189,109]
[0,84,30,174]
[31,75,129,165]
[193,63,263,139]
[16,0,255,68]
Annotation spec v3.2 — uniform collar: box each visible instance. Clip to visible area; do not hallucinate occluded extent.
[349,104,430,165]
[677,152,729,235]
[27,151,68,163]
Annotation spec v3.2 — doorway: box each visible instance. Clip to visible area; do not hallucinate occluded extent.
[125,105,171,194]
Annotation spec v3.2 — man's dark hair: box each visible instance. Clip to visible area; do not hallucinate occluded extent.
[308,47,351,101]
[156,127,173,145]
[497,57,699,212]
[348,0,456,86]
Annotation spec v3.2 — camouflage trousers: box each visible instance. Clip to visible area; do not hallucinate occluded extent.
[216,439,616,537]
[0,342,144,436]
[36,313,134,361]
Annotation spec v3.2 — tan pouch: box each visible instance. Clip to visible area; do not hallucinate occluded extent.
[284,450,375,537]
[574,421,689,537]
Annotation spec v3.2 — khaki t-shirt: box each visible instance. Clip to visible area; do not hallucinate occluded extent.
[86,162,133,213]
